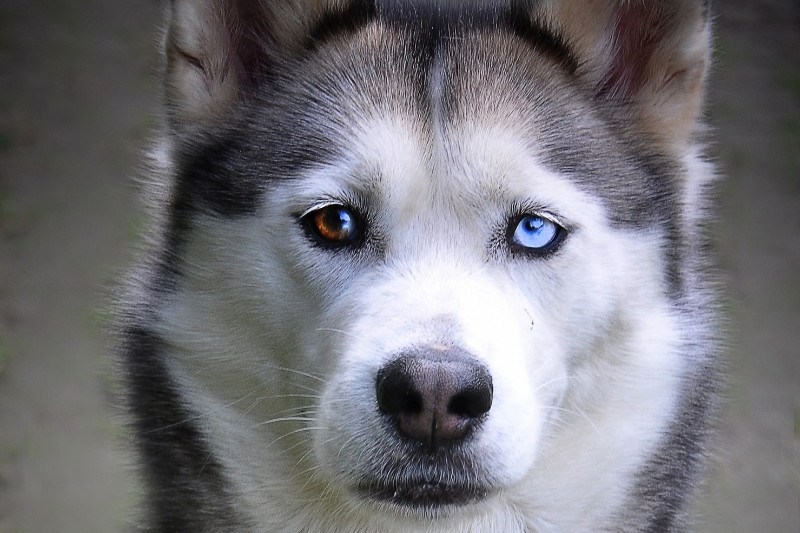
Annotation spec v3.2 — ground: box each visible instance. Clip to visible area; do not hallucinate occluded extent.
[0,1,797,532]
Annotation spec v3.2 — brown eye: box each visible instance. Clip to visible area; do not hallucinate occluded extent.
[304,204,361,246]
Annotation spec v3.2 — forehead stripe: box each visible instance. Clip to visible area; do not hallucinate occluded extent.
[307,0,577,75]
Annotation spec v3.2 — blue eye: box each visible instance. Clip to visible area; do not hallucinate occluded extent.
[510,215,563,253]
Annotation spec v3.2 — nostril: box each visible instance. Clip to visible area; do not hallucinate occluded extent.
[376,363,423,416]
[448,379,493,420]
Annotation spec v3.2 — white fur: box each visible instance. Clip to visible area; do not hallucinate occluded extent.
[152,113,696,531]
[131,1,718,528]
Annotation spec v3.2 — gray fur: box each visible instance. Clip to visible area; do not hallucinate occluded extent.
[119,1,720,531]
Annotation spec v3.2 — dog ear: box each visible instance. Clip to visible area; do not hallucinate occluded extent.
[164,0,343,129]
[536,0,712,152]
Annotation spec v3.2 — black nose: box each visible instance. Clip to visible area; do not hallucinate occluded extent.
[375,348,493,450]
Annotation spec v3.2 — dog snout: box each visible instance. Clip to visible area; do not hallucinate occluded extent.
[376,349,493,450]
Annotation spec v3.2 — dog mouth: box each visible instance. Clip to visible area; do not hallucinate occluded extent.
[357,479,490,509]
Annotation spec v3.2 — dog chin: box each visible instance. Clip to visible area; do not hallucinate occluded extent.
[356,478,492,515]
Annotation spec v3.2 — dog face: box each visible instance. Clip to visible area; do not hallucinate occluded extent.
[143,0,713,527]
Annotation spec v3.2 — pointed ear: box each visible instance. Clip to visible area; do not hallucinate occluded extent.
[536,0,712,151]
[163,0,340,129]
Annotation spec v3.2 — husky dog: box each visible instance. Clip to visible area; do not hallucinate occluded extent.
[119,0,720,531]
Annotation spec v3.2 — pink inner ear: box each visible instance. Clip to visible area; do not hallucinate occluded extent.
[217,1,275,88]
[596,3,666,101]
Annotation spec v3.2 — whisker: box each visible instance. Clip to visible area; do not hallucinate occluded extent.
[252,416,315,429]
[315,327,366,342]
[264,425,323,450]
[534,374,571,393]
[261,363,325,383]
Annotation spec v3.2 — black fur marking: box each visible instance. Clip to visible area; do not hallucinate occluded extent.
[536,114,686,298]
[622,342,719,530]
[307,0,378,49]
[308,0,576,74]
[504,3,578,75]
[123,326,248,532]
[172,133,262,218]
[141,131,262,295]
[382,1,578,74]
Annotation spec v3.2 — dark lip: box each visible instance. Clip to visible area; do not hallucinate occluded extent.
[357,479,490,509]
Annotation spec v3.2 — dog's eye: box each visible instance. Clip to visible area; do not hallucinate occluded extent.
[510,215,564,254]
[303,205,361,246]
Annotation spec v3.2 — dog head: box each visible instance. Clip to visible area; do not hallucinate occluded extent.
[151,0,713,526]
